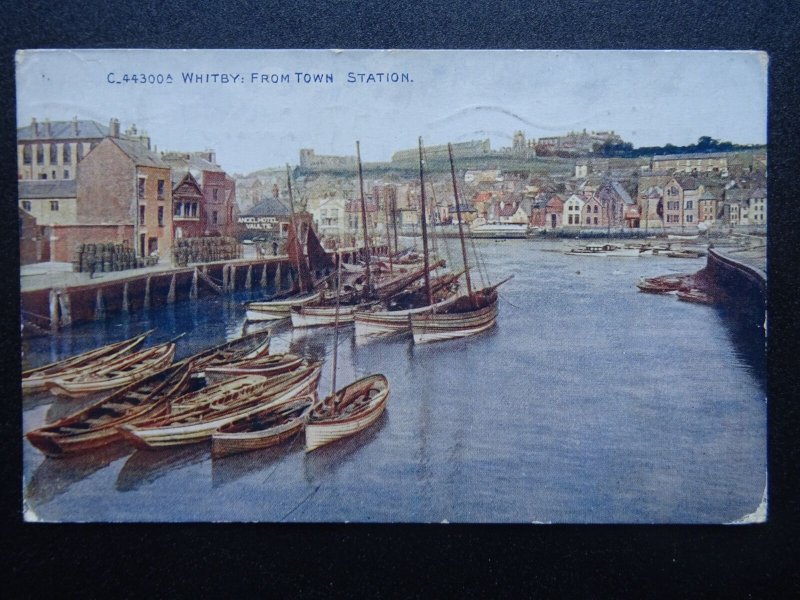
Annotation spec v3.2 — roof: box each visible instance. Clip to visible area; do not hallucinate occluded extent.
[698,190,718,201]
[18,179,77,199]
[161,152,222,173]
[492,201,520,217]
[18,119,108,141]
[345,198,378,213]
[243,196,291,217]
[725,189,750,202]
[109,137,168,168]
[653,152,732,161]
[749,188,767,199]
[610,180,634,204]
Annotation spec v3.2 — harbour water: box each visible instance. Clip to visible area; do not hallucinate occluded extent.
[21,239,766,523]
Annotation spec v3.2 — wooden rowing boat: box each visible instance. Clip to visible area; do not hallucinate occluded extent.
[211,394,314,458]
[22,329,152,393]
[23,332,272,456]
[203,353,306,383]
[119,363,322,449]
[305,374,389,452]
[676,288,714,304]
[45,341,177,398]
[410,288,499,344]
[25,360,195,457]
[245,291,321,321]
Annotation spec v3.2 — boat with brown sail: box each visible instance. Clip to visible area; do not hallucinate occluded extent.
[119,363,322,449]
[22,329,153,393]
[45,340,178,398]
[25,332,273,457]
[211,394,315,458]
[410,141,512,344]
[245,166,334,322]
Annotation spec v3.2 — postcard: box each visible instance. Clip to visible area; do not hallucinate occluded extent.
[18,49,767,523]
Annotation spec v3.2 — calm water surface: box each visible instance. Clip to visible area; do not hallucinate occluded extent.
[21,240,766,523]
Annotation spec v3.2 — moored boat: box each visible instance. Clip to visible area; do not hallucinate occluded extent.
[211,394,314,458]
[203,353,305,382]
[119,363,322,449]
[469,222,528,239]
[245,291,321,321]
[676,288,714,304]
[305,374,389,452]
[45,341,177,398]
[22,329,152,393]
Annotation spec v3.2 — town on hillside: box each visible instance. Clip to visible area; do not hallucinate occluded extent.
[18,118,766,269]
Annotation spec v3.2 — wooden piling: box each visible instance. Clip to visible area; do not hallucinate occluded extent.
[260,264,267,288]
[190,268,198,300]
[94,288,105,321]
[144,276,151,309]
[167,274,176,304]
[245,265,252,290]
[122,282,130,313]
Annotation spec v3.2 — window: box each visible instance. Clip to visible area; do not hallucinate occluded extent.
[157,179,165,199]
[50,201,59,211]
[174,202,182,216]
[63,144,71,163]
[190,202,197,217]
[158,207,164,227]
[139,205,145,225]
[138,178,145,199]
[213,188,218,202]
[568,215,573,225]
[36,144,44,164]
[39,173,47,180]
[23,144,32,164]
[63,170,69,179]
[50,144,58,164]
[77,144,84,161]
[52,171,56,179]
[586,217,590,224]
[593,205,598,214]
[593,217,598,225]
[686,215,693,222]
[685,201,693,209]
[212,210,218,225]
[21,200,31,211]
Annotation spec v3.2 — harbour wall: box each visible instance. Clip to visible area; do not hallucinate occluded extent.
[21,245,387,334]
[705,247,767,326]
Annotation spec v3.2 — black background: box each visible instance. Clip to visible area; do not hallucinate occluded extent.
[1,1,798,596]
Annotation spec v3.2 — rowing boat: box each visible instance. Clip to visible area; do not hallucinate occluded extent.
[676,288,714,304]
[203,353,306,383]
[24,332,273,456]
[25,360,195,457]
[211,394,314,458]
[45,341,177,398]
[119,363,322,449]
[21,329,152,393]
[245,291,321,321]
[305,374,389,452]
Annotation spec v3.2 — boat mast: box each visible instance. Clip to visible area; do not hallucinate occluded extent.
[417,137,433,306]
[380,187,393,272]
[356,141,371,294]
[330,251,342,400]
[448,143,473,300]
[391,193,399,255]
[285,164,305,293]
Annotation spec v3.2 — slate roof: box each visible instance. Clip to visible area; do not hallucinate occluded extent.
[243,196,291,217]
[18,179,77,199]
[109,137,168,168]
[18,119,108,141]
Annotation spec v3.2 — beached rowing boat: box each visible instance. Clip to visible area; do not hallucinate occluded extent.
[211,394,314,458]
[305,374,389,452]
[45,341,177,398]
[22,330,152,393]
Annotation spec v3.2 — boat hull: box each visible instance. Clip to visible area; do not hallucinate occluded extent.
[410,302,498,344]
[245,292,321,321]
[353,294,459,340]
[305,375,389,452]
[290,304,358,328]
[120,367,321,449]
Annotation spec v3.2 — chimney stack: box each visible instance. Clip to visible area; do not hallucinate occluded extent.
[44,118,51,137]
[31,117,39,137]
[109,118,120,138]
[71,116,79,136]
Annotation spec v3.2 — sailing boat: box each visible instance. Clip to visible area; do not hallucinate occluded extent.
[245,166,333,321]
[291,141,439,328]
[353,137,461,340]
[305,251,389,452]
[410,142,512,344]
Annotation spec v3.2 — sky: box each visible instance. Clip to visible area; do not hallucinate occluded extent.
[16,49,768,174]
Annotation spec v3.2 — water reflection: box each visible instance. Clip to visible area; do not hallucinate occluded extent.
[116,443,209,492]
[211,439,304,488]
[25,442,132,506]
[302,411,388,483]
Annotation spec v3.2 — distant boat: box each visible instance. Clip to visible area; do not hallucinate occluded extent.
[22,329,153,393]
[470,222,528,239]
[667,233,700,240]
[566,244,642,257]
[665,249,706,259]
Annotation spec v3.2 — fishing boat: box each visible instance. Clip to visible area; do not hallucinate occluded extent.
[45,341,177,398]
[203,352,306,382]
[566,244,641,257]
[211,394,314,458]
[666,249,706,259]
[24,332,273,456]
[305,239,388,452]
[635,273,692,294]
[244,165,334,322]
[410,140,512,345]
[22,329,152,393]
[469,222,528,239]
[305,374,389,452]
[119,364,321,449]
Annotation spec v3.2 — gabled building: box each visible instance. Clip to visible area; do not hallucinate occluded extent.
[171,172,204,239]
[76,136,173,261]
[562,194,586,228]
[237,194,291,241]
